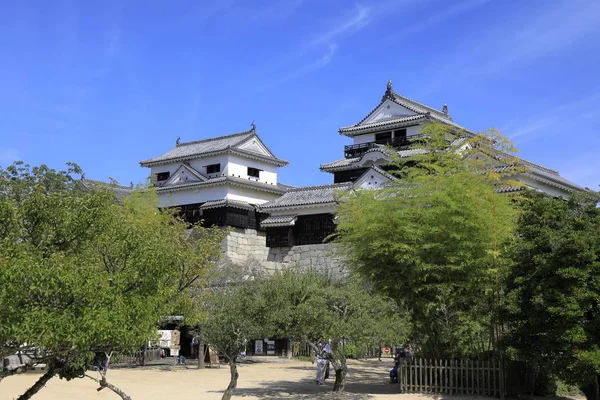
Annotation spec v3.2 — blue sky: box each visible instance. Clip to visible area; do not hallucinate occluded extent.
[1,0,599,189]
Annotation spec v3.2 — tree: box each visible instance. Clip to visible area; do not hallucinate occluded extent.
[0,162,227,399]
[334,123,522,358]
[502,191,600,400]
[255,269,409,392]
[197,276,265,400]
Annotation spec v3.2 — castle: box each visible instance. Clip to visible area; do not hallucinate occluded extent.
[136,81,584,273]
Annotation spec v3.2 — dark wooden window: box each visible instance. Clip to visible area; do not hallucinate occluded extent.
[156,172,170,181]
[395,128,407,138]
[248,167,261,178]
[375,131,392,142]
[334,168,367,183]
[266,213,336,247]
[294,214,336,245]
[266,227,293,247]
[172,203,203,225]
[206,164,220,174]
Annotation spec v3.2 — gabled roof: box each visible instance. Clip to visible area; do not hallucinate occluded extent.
[339,80,472,136]
[320,147,425,172]
[259,167,400,212]
[259,182,353,211]
[156,175,284,195]
[80,179,134,200]
[158,164,207,187]
[140,127,288,167]
[322,150,584,193]
[200,199,256,211]
[261,214,298,227]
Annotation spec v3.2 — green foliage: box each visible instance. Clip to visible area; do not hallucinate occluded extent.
[334,123,521,358]
[343,343,366,359]
[253,268,409,391]
[555,379,582,397]
[198,279,265,362]
[503,191,600,391]
[0,162,227,383]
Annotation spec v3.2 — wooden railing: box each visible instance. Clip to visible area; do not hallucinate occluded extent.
[398,358,503,396]
[344,135,424,158]
[112,348,163,366]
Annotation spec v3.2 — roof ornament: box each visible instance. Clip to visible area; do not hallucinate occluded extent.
[382,79,394,101]
[176,136,181,146]
[442,103,448,115]
[250,121,256,132]
[81,173,86,181]
[129,181,134,189]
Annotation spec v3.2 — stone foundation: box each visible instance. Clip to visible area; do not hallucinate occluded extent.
[222,228,347,277]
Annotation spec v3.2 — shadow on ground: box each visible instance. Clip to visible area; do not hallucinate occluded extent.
[210,360,401,399]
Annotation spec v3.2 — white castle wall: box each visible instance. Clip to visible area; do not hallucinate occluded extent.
[221,228,347,277]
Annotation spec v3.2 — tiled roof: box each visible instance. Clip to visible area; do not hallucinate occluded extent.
[493,160,584,192]
[140,130,288,166]
[277,183,296,191]
[525,168,585,191]
[339,82,472,135]
[200,199,256,210]
[259,182,353,210]
[320,148,426,172]
[339,115,426,133]
[369,165,397,181]
[260,214,298,227]
[157,175,284,195]
[80,179,134,199]
[495,185,528,194]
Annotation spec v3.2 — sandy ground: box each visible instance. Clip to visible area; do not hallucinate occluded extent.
[2,357,498,400]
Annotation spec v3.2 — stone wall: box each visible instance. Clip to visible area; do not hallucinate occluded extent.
[222,228,347,277]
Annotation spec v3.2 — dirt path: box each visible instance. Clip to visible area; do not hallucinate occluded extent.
[2,358,495,400]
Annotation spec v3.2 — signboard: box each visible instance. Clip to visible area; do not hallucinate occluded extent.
[255,340,263,355]
[383,347,390,355]
[266,340,275,355]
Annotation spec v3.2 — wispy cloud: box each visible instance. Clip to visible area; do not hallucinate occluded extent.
[452,0,600,77]
[554,152,600,190]
[260,1,410,89]
[418,0,600,94]
[504,93,600,140]
[400,0,492,35]
[308,4,373,47]
[258,44,338,90]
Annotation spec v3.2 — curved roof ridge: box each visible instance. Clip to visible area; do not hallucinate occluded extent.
[176,129,253,147]
[391,91,448,119]
[285,182,353,192]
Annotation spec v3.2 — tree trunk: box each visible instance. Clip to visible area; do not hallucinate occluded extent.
[582,375,600,400]
[99,377,132,400]
[17,366,56,400]
[85,374,132,400]
[221,359,239,400]
[198,341,205,369]
[332,357,347,392]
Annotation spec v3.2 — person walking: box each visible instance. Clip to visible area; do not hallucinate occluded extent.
[313,342,329,385]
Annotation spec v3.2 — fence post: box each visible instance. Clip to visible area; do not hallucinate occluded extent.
[499,357,506,400]
[429,359,432,393]
[420,358,423,392]
[441,359,444,393]
[449,359,453,394]
[462,359,466,395]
